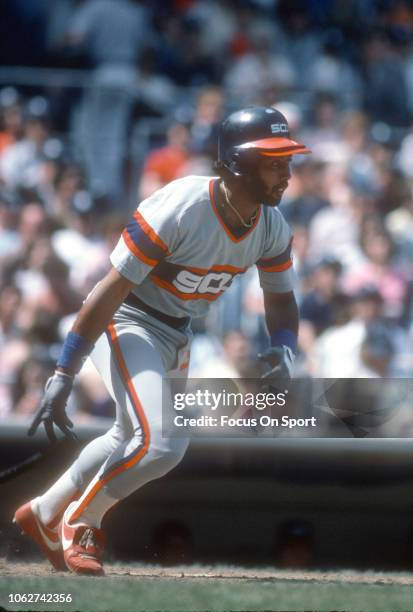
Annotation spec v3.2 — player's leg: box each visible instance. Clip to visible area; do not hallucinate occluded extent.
[14,332,133,569]
[60,319,189,574]
[32,417,127,526]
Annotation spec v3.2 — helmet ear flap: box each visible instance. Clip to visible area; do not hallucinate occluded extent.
[216,149,257,181]
[228,151,242,176]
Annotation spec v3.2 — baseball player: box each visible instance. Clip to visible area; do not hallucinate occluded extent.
[14,107,310,575]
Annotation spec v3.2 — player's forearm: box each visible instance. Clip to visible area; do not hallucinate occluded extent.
[57,267,135,375]
[263,291,299,338]
[258,291,299,379]
[71,268,134,342]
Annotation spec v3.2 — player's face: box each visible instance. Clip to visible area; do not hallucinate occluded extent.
[256,155,292,206]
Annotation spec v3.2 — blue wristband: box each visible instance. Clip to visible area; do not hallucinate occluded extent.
[270,329,297,354]
[56,331,94,374]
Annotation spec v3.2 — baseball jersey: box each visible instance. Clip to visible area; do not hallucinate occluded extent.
[110,176,295,319]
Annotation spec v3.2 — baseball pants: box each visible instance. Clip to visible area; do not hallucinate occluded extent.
[66,306,191,526]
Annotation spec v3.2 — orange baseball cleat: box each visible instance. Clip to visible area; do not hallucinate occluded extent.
[13,499,66,571]
[60,504,105,575]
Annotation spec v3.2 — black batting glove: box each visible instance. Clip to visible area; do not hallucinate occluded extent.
[258,345,295,381]
[28,371,77,443]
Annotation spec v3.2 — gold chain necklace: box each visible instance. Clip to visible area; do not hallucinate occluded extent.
[221,183,258,229]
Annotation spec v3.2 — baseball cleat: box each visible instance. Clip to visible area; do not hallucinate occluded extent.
[13,499,66,571]
[60,503,105,575]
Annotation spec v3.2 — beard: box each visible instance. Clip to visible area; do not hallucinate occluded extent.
[262,191,283,207]
[246,177,287,207]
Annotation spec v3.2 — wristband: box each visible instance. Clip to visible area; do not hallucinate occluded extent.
[56,331,94,374]
[270,329,297,354]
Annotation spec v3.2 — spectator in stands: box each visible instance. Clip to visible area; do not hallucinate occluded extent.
[276,0,321,90]
[155,13,219,86]
[12,354,53,416]
[0,97,52,190]
[361,33,410,128]
[281,158,329,226]
[0,283,22,343]
[65,0,150,69]
[359,323,395,377]
[43,162,85,221]
[341,111,370,158]
[223,24,295,105]
[74,212,127,296]
[186,0,238,62]
[188,85,224,158]
[138,122,190,199]
[134,45,178,116]
[65,0,152,202]
[307,199,360,269]
[0,201,50,283]
[16,200,49,252]
[190,330,258,379]
[300,256,344,336]
[385,191,413,272]
[10,233,82,332]
[0,87,24,158]
[300,92,343,153]
[0,284,27,417]
[311,286,411,377]
[290,223,311,291]
[343,224,408,320]
[0,190,20,261]
[366,146,411,217]
[307,35,363,110]
[51,191,107,295]
[397,123,413,179]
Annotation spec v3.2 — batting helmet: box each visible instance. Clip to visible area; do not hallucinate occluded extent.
[216,107,310,178]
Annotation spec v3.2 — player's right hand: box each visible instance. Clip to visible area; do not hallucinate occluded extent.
[28,371,77,443]
[258,345,295,380]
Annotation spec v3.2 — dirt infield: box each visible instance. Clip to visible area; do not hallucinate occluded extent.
[1,558,413,586]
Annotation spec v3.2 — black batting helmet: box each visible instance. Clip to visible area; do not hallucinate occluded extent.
[216,106,310,178]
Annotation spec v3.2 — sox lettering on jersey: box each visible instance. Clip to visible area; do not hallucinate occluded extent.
[173,270,233,295]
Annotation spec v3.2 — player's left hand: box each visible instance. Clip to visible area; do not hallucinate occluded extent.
[28,371,78,443]
[258,345,295,380]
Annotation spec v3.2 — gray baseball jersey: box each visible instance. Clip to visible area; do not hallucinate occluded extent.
[110,176,296,319]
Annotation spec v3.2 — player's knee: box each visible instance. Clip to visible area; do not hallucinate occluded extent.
[149,433,189,471]
[150,440,188,479]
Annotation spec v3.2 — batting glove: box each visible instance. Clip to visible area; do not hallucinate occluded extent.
[258,345,295,380]
[28,371,77,443]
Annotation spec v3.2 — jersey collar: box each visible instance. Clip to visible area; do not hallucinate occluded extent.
[209,179,261,243]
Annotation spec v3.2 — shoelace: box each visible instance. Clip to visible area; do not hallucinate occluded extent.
[79,528,98,551]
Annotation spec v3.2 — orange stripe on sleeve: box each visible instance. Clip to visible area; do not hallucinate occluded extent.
[122,230,160,267]
[134,211,170,255]
[257,259,293,273]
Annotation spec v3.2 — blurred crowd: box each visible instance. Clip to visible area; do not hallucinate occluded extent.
[1,0,413,428]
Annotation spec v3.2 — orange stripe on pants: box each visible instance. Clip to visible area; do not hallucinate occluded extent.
[68,321,151,524]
